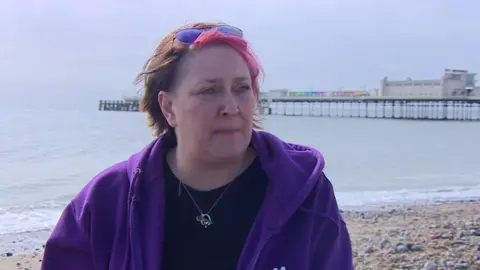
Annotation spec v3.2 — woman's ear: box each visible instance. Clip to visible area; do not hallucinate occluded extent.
[158,91,177,127]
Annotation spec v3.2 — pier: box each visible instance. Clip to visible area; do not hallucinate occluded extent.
[259,97,480,121]
[98,97,480,121]
[98,100,140,112]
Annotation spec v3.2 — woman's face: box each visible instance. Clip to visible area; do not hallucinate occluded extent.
[159,44,257,160]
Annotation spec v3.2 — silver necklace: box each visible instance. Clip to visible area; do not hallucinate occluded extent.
[179,181,234,228]
[169,153,250,228]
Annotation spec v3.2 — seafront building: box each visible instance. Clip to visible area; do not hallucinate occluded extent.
[379,69,479,97]
[266,89,371,98]
[264,68,478,98]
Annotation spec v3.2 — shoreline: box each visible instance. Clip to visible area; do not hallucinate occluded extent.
[1,200,480,269]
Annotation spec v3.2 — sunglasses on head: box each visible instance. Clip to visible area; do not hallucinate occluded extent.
[174,25,243,44]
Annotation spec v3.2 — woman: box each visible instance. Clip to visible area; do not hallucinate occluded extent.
[41,22,353,270]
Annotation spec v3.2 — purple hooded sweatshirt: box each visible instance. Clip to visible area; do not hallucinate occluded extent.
[41,130,353,270]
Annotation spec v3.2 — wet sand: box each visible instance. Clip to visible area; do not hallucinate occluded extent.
[1,200,479,270]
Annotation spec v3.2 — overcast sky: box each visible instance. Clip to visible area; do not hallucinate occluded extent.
[1,0,479,103]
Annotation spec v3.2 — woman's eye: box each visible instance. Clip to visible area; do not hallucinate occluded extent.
[200,87,216,94]
[237,85,251,92]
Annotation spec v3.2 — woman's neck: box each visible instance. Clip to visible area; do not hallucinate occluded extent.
[166,147,256,191]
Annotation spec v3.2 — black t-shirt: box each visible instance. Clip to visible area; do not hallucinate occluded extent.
[161,157,269,270]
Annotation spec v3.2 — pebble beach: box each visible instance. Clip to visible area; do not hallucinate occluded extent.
[1,200,479,270]
[346,200,480,270]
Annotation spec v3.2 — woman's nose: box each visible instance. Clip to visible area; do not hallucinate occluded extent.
[219,92,240,116]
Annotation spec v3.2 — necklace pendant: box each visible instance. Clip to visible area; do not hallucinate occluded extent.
[196,214,213,228]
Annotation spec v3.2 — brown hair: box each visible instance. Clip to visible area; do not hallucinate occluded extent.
[134,22,263,138]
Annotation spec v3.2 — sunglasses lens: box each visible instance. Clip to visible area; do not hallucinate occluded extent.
[174,25,243,44]
[216,25,243,37]
[175,28,203,44]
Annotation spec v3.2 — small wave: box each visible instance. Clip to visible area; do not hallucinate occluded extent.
[396,173,477,181]
[336,184,480,209]
[0,201,66,235]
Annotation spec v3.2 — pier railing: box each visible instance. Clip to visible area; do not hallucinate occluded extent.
[259,96,480,121]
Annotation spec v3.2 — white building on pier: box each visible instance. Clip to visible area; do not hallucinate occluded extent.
[380,69,479,97]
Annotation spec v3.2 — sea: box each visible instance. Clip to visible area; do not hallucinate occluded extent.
[1,99,480,252]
